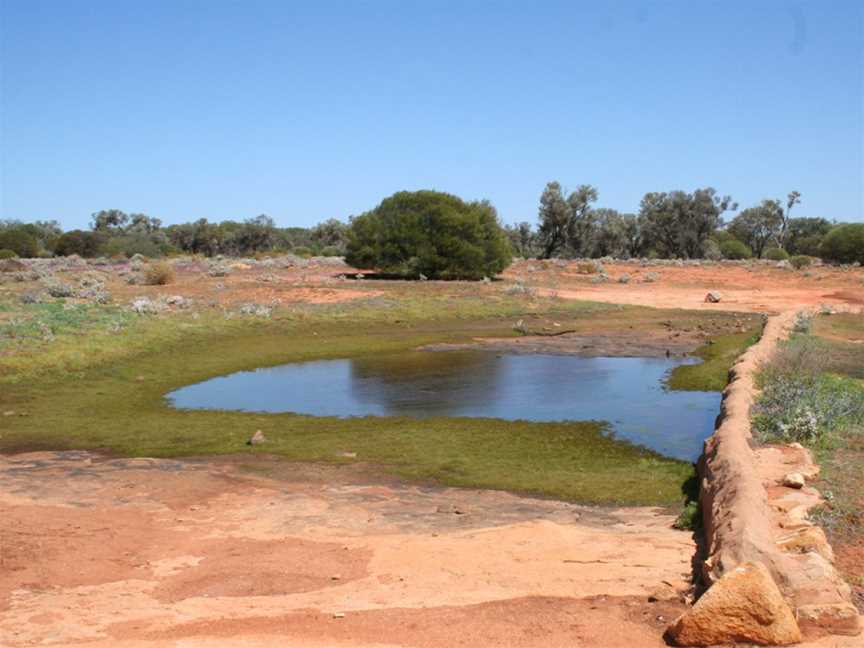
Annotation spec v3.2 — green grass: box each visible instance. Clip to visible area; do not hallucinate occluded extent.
[0,307,696,506]
[667,328,762,391]
[0,290,760,507]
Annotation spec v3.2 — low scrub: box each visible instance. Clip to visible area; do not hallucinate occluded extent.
[143,261,175,285]
[764,247,789,261]
[753,336,864,446]
[720,239,752,260]
[789,255,813,270]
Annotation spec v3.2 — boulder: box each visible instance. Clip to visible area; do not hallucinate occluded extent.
[667,562,801,646]
[247,430,267,446]
[781,472,805,489]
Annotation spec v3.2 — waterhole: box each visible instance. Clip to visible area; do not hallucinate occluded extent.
[167,351,719,461]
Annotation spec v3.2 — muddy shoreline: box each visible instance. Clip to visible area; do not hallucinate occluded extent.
[420,331,704,358]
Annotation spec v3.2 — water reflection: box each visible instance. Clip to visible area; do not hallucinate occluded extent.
[166,351,720,461]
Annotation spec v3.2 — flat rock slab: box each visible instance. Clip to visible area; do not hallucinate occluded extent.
[0,451,695,648]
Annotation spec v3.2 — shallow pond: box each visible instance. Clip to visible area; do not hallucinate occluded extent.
[167,351,720,461]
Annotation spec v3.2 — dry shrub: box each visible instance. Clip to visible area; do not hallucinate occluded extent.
[144,261,175,285]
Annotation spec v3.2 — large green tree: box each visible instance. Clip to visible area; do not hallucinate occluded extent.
[345,190,512,279]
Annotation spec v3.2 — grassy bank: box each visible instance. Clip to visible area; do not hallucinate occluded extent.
[0,290,758,507]
[666,328,762,391]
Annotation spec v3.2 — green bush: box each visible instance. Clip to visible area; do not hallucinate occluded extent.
[764,247,789,261]
[291,246,313,258]
[345,190,513,280]
[720,239,753,260]
[319,246,343,257]
[790,255,813,270]
[103,235,165,258]
[820,223,864,265]
[0,249,18,259]
[791,234,824,257]
[673,501,701,531]
[55,230,108,257]
[0,228,38,258]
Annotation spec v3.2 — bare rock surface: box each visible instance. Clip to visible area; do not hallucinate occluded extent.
[0,451,694,647]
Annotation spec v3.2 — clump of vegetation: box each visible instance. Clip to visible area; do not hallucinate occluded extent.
[763,247,789,261]
[790,255,813,270]
[753,335,864,446]
[503,282,536,297]
[0,228,38,258]
[291,246,313,258]
[207,262,230,277]
[143,261,175,285]
[0,249,18,259]
[720,239,752,260]
[819,223,864,265]
[673,500,702,531]
[576,261,602,274]
[345,190,513,280]
[792,312,812,334]
[55,229,108,257]
[668,327,762,392]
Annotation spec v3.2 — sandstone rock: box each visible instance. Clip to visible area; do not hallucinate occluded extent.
[248,430,266,445]
[782,472,805,489]
[704,291,722,303]
[796,602,862,636]
[667,562,801,646]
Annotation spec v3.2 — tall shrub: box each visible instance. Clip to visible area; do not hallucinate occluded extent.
[819,224,864,265]
[345,190,513,279]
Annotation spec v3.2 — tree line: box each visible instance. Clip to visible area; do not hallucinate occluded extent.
[1,185,862,269]
[504,182,858,263]
[0,210,350,259]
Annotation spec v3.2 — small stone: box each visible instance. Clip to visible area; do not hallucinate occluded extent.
[331,574,341,580]
[782,472,805,489]
[332,612,345,619]
[2,411,14,417]
[704,291,722,303]
[248,430,266,446]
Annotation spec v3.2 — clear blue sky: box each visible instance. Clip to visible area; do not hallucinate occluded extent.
[1,0,862,230]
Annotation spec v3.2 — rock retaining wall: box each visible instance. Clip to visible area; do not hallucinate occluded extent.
[669,308,862,645]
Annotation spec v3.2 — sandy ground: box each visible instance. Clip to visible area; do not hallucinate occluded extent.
[2,259,863,647]
[504,259,864,313]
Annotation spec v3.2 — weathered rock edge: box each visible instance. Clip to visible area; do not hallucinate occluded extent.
[668,307,862,645]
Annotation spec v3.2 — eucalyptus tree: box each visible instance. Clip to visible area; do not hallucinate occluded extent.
[564,184,599,257]
[639,188,735,258]
[537,181,571,258]
[728,200,784,258]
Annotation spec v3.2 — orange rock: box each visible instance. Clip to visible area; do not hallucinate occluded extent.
[668,562,801,646]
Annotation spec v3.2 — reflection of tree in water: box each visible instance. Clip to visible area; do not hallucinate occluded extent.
[348,351,506,416]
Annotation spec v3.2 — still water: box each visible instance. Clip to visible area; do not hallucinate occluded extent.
[167,351,720,461]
